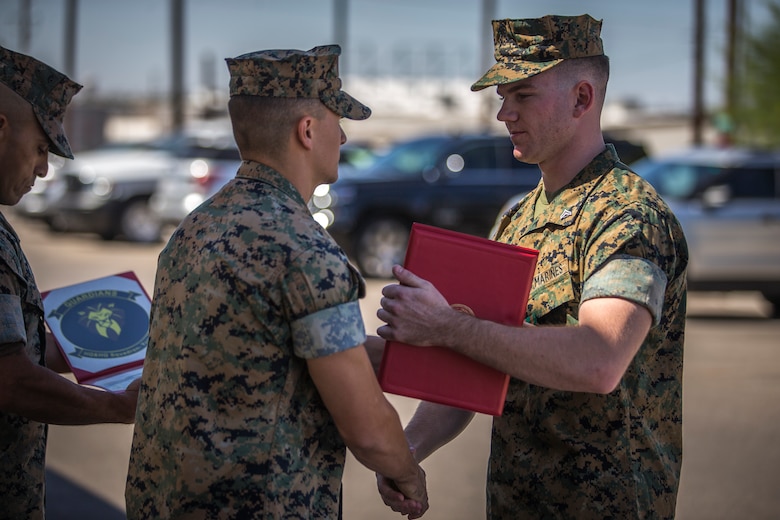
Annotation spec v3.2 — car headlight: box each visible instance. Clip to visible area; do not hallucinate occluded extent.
[312,209,335,228]
[190,159,210,180]
[184,193,206,212]
[311,184,332,209]
[91,176,113,197]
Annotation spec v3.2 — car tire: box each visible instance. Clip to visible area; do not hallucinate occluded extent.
[119,198,162,243]
[354,218,410,279]
[762,293,780,318]
[46,214,68,233]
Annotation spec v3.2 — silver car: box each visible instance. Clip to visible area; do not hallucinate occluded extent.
[632,147,780,311]
[150,133,241,228]
[491,147,780,314]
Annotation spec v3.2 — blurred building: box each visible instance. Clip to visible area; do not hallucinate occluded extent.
[64,76,715,157]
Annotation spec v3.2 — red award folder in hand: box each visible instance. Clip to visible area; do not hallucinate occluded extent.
[378,223,538,415]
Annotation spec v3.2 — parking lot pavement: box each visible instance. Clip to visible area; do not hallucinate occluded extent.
[46,469,125,520]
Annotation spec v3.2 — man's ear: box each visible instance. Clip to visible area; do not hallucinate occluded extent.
[0,113,8,143]
[572,80,595,119]
[296,115,315,151]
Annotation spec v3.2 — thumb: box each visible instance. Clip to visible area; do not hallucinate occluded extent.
[392,264,425,288]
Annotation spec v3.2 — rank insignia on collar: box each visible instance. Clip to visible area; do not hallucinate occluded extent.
[560,208,572,220]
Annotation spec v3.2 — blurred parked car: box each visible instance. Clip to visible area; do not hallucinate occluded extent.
[18,125,241,243]
[632,147,780,310]
[494,146,780,311]
[310,134,542,278]
[151,141,375,228]
[150,133,241,228]
[23,143,171,242]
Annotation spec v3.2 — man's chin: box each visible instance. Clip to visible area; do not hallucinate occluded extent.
[512,148,536,165]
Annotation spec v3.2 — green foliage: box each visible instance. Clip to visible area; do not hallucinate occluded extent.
[731,0,780,147]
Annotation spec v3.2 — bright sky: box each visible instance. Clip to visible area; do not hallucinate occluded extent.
[0,0,766,112]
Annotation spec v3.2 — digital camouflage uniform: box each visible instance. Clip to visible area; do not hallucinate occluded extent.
[126,45,372,519]
[490,145,688,519]
[126,162,367,519]
[0,213,48,520]
[0,46,80,520]
[473,15,688,519]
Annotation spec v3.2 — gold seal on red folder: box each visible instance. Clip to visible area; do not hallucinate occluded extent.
[450,303,475,316]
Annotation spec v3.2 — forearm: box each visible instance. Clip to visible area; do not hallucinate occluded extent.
[404,401,475,463]
[440,315,602,391]
[363,335,385,375]
[44,333,71,373]
[307,347,421,483]
[0,354,134,424]
[344,398,419,481]
[437,299,649,393]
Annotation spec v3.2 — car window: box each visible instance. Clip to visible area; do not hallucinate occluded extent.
[456,144,499,170]
[370,139,445,177]
[725,166,776,199]
[636,161,723,199]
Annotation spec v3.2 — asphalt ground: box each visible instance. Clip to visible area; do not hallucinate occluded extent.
[6,213,778,520]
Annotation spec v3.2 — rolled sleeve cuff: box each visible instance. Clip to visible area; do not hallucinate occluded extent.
[0,294,26,348]
[291,300,367,359]
[582,256,667,325]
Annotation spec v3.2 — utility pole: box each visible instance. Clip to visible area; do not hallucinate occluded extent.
[333,0,348,73]
[18,0,31,52]
[692,0,705,145]
[479,0,496,132]
[63,0,79,150]
[170,0,185,132]
[725,0,742,120]
[64,0,78,77]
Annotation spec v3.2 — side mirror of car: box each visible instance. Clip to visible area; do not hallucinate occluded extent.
[422,166,443,184]
[424,153,467,184]
[700,184,731,209]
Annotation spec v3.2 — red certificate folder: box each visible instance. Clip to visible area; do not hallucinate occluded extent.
[41,271,151,392]
[378,223,538,415]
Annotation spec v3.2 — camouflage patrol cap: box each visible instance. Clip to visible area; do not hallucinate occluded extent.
[0,46,82,159]
[471,14,604,91]
[225,44,370,120]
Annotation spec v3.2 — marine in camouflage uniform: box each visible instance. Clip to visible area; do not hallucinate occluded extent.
[490,144,687,518]
[376,15,688,519]
[0,46,80,519]
[0,212,49,519]
[126,45,427,519]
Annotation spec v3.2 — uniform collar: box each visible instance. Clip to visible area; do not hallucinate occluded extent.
[235,160,308,207]
[495,144,620,238]
[0,211,20,243]
[541,143,619,226]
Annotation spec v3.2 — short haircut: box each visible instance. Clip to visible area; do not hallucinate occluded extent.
[556,55,610,104]
[228,96,326,157]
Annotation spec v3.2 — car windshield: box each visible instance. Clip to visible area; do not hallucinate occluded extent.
[146,133,239,160]
[632,158,726,199]
[368,138,448,178]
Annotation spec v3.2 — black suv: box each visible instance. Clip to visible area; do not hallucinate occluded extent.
[310,134,541,278]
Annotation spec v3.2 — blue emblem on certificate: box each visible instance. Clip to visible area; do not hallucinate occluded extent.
[47,289,149,359]
[42,272,151,392]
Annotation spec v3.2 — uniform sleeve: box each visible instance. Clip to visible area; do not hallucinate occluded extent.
[0,244,27,352]
[0,294,26,348]
[282,247,367,359]
[582,256,666,324]
[580,203,675,324]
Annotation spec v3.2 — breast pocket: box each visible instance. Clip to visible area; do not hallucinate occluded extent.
[528,266,578,326]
